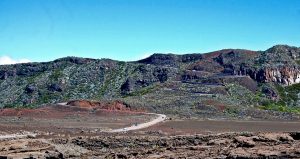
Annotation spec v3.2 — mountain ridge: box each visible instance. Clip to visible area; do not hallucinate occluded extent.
[1,44,300,120]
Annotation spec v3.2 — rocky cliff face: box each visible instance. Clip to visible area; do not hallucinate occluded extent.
[257,66,300,85]
[210,45,300,85]
[225,66,300,85]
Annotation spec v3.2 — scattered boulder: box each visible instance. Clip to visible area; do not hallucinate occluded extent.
[207,139,230,145]
[228,147,252,159]
[234,136,256,148]
[44,150,64,159]
[258,133,294,142]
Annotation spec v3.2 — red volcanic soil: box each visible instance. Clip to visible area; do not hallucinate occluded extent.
[0,108,48,117]
[0,105,89,119]
[67,100,132,111]
[0,100,145,119]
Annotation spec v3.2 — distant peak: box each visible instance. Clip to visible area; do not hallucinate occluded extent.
[267,45,299,53]
[53,56,96,64]
[137,53,202,66]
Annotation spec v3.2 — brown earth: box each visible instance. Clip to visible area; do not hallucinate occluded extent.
[67,99,138,111]
[1,100,300,158]
[0,100,145,119]
[1,116,300,158]
[1,131,300,158]
[146,120,300,135]
[0,101,154,136]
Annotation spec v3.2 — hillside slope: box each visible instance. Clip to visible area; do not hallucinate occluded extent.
[1,45,300,119]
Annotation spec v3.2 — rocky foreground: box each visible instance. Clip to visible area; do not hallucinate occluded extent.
[1,131,300,158]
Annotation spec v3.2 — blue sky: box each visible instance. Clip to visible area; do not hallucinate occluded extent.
[0,0,300,64]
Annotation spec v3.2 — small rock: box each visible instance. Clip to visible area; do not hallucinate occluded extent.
[228,147,252,158]
[234,136,256,148]
[44,151,64,159]
[208,139,229,145]
[259,133,294,142]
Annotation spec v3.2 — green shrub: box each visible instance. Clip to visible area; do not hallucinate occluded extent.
[49,69,63,81]
[274,83,300,106]
[258,100,300,114]
[124,85,157,97]
[224,107,239,116]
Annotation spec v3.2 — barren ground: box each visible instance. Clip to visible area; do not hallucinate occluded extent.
[146,119,300,135]
[1,104,300,158]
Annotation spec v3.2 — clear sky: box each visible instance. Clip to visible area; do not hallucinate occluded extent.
[0,0,300,64]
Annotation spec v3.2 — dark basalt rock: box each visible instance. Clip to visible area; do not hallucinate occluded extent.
[266,45,300,60]
[262,86,279,100]
[25,84,36,94]
[121,78,135,94]
[138,53,179,66]
[138,53,202,66]
[153,68,169,83]
[0,69,17,79]
[53,56,95,65]
[181,54,203,63]
[0,71,7,80]
[44,151,64,159]
[48,84,63,92]
[121,78,153,95]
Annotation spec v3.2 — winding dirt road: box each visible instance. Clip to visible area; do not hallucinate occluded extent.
[107,113,167,133]
[57,102,167,133]
[0,132,36,140]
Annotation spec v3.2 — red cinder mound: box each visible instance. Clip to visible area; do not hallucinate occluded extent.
[67,100,96,109]
[0,100,143,119]
[67,100,131,111]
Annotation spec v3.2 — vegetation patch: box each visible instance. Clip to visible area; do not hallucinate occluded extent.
[226,84,258,106]
[49,69,63,81]
[259,101,300,114]
[255,84,300,114]
[124,85,157,97]
[224,107,239,117]
[275,83,300,106]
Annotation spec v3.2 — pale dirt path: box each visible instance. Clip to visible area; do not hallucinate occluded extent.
[0,132,37,140]
[57,102,167,133]
[107,113,166,133]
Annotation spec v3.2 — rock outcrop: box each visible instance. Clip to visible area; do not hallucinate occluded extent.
[227,65,300,85]
[210,46,300,85]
